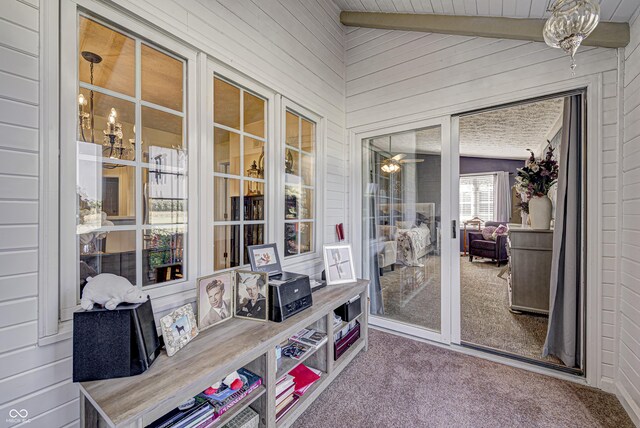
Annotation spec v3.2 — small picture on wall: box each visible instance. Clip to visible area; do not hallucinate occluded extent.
[197,272,233,331]
[160,304,199,357]
[323,244,356,285]
[234,270,269,322]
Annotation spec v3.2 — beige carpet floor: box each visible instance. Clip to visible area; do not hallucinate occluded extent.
[377,256,561,365]
[293,329,633,428]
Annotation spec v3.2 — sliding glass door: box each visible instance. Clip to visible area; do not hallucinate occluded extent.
[360,118,452,342]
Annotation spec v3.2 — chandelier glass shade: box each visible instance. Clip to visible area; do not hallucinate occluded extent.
[543,0,600,73]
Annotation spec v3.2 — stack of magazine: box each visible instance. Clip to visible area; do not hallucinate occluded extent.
[148,368,262,428]
[289,328,327,349]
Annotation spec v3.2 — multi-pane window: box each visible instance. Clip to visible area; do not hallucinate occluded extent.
[213,77,267,271]
[460,174,494,223]
[75,16,187,293]
[284,110,316,257]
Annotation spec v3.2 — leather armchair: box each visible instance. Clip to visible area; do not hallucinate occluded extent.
[468,223,508,267]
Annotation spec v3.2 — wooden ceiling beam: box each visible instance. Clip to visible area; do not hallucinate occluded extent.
[340,12,629,48]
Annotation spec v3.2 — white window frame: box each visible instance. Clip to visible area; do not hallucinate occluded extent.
[58,0,199,322]
[202,60,277,276]
[279,98,325,267]
[459,173,496,223]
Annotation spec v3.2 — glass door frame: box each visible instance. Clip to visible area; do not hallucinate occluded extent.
[352,116,452,344]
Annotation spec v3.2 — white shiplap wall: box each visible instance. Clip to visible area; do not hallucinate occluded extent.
[0,1,80,428]
[619,11,640,425]
[0,0,347,427]
[345,27,620,388]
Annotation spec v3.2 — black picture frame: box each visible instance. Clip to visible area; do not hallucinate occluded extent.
[247,243,282,276]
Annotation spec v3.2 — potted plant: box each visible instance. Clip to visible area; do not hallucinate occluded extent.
[514,146,559,229]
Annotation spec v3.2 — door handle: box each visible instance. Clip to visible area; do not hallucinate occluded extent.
[452,220,457,239]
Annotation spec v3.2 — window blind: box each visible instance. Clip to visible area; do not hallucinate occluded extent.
[460,174,495,223]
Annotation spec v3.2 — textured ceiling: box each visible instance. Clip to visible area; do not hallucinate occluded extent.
[368,97,564,159]
[459,97,564,158]
[334,0,639,23]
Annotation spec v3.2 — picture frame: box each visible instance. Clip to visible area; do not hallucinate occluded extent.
[234,270,269,322]
[323,244,356,285]
[247,243,282,276]
[196,272,233,331]
[160,304,199,357]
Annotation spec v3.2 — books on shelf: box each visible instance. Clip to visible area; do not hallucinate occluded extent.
[198,368,263,419]
[274,363,322,422]
[147,397,211,428]
[290,365,321,396]
[289,328,328,349]
[275,395,299,422]
[275,374,295,396]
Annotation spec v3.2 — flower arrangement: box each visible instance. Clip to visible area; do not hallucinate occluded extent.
[514,145,559,199]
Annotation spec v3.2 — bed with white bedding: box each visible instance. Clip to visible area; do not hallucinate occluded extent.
[376,202,436,267]
[396,223,431,266]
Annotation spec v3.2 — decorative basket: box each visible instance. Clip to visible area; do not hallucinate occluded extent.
[221,407,259,428]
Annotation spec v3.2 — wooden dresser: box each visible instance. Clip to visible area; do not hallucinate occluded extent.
[506,227,554,314]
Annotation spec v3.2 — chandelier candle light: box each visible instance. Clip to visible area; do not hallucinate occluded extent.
[543,0,600,74]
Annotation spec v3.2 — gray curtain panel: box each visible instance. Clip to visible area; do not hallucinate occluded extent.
[543,95,583,367]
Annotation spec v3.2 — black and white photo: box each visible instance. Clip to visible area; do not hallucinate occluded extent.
[197,272,233,331]
[234,270,269,321]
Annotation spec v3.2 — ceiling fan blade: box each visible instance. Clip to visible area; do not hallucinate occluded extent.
[392,153,406,161]
[400,159,424,163]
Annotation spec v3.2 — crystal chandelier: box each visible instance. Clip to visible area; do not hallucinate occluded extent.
[543,0,600,74]
[78,51,135,164]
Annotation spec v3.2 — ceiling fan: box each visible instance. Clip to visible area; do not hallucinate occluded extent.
[380,152,423,174]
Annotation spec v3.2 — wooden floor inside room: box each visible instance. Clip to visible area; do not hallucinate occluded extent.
[293,329,633,428]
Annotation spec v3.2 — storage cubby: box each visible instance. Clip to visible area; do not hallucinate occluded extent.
[79,280,368,428]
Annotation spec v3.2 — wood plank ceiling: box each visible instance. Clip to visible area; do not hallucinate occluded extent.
[332,0,640,23]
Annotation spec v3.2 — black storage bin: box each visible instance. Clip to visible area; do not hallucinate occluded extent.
[73,298,161,382]
[334,296,361,322]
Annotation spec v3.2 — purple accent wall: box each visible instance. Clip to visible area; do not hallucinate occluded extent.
[459,156,525,187]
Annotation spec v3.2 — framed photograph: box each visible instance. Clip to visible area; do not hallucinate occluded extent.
[323,244,356,285]
[247,243,282,276]
[197,272,233,331]
[160,304,199,357]
[234,270,269,322]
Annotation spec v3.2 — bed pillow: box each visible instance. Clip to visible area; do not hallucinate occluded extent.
[491,224,508,240]
[396,221,414,229]
[482,226,497,241]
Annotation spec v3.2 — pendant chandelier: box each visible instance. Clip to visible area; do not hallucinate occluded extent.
[543,0,600,74]
[78,51,135,165]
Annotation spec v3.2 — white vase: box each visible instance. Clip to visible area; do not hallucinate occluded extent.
[529,195,552,229]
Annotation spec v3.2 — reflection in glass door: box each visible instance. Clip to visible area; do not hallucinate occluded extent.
[362,124,447,337]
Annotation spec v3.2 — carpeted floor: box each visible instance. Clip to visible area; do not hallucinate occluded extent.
[292,329,634,428]
[377,255,560,365]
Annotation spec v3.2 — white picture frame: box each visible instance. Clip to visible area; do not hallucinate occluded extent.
[323,244,356,285]
[160,304,199,357]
